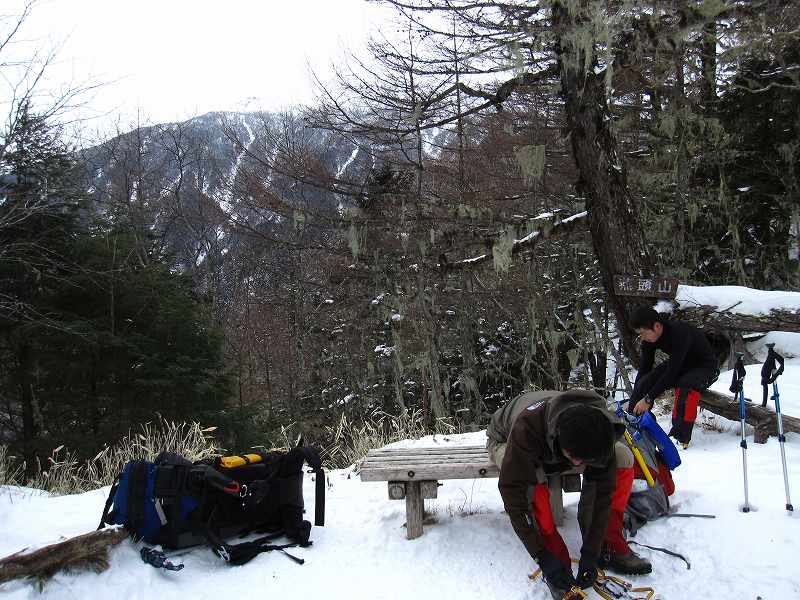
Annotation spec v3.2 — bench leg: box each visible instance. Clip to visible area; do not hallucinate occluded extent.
[548,475,564,526]
[405,481,424,539]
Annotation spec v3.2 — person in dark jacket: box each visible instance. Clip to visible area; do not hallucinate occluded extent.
[487,389,651,599]
[627,307,719,447]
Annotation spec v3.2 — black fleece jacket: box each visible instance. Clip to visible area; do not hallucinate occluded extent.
[630,318,718,404]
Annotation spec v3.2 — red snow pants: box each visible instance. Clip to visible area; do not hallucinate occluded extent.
[531,466,635,564]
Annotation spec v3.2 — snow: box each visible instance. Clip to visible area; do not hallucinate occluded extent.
[674,285,800,316]
[707,329,800,411]
[749,331,800,361]
[374,344,394,357]
[2,300,800,598]
[2,411,799,598]
[219,114,257,214]
[335,145,360,179]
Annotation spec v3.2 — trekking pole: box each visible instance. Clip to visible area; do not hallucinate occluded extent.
[760,343,785,408]
[761,344,793,513]
[729,353,750,512]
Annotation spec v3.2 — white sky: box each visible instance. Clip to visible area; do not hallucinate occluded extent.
[3,0,389,137]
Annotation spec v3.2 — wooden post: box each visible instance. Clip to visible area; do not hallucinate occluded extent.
[405,481,424,539]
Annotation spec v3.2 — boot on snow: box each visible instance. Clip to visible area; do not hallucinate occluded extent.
[544,580,586,599]
[598,547,652,575]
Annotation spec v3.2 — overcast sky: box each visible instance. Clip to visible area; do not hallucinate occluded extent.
[4,0,388,137]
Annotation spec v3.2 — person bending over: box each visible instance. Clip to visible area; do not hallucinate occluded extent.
[487,389,651,600]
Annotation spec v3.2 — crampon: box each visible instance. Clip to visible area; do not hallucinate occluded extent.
[593,569,655,599]
[529,561,655,599]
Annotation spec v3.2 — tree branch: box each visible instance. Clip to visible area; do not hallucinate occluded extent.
[442,210,588,271]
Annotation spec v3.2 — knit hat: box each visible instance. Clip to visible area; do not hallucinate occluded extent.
[557,405,614,462]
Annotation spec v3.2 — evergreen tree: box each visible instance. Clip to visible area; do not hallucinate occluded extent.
[0,105,234,471]
[0,102,85,473]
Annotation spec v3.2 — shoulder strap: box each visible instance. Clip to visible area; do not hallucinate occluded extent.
[295,445,325,527]
[203,527,305,566]
[126,461,149,537]
[97,474,121,530]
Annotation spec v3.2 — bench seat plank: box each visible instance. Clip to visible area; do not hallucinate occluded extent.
[361,453,490,464]
[366,445,488,455]
[360,445,498,482]
[360,461,499,482]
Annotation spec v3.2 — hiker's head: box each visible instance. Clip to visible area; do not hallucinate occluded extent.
[557,405,614,466]
[629,306,664,344]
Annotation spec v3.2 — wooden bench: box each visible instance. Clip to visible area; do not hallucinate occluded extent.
[359,444,580,539]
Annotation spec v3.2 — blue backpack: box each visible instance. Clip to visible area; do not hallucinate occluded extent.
[98,447,325,566]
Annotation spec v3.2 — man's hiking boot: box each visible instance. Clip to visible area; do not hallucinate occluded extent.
[598,548,652,575]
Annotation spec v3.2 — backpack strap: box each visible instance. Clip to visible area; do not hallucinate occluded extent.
[203,526,305,566]
[127,461,149,537]
[313,459,325,527]
[295,445,325,527]
[97,474,121,530]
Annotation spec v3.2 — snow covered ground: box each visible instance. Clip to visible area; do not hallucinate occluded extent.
[2,331,800,598]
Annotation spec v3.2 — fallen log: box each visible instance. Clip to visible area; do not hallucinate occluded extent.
[0,527,129,587]
[700,389,800,444]
[674,305,800,334]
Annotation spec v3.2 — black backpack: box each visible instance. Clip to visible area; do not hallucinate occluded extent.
[98,445,325,566]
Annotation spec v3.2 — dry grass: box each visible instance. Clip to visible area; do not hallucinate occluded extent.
[0,444,23,486]
[0,418,218,496]
[0,410,464,495]
[323,408,459,470]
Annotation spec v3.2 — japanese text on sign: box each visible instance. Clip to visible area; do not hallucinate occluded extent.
[613,275,679,299]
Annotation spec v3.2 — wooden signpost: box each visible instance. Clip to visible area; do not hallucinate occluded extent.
[613,274,680,299]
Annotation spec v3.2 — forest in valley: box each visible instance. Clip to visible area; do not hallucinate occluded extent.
[1,0,798,478]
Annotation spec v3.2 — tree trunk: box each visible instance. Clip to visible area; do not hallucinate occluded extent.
[700,20,718,109]
[673,304,800,334]
[552,1,654,363]
[18,342,41,479]
[672,13,689,267]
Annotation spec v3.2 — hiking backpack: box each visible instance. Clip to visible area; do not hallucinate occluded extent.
[98,445,325,566]
[616,408,679,534]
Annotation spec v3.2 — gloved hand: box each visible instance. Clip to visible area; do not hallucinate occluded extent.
[575,551,598,589]
[536,549,576,590]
